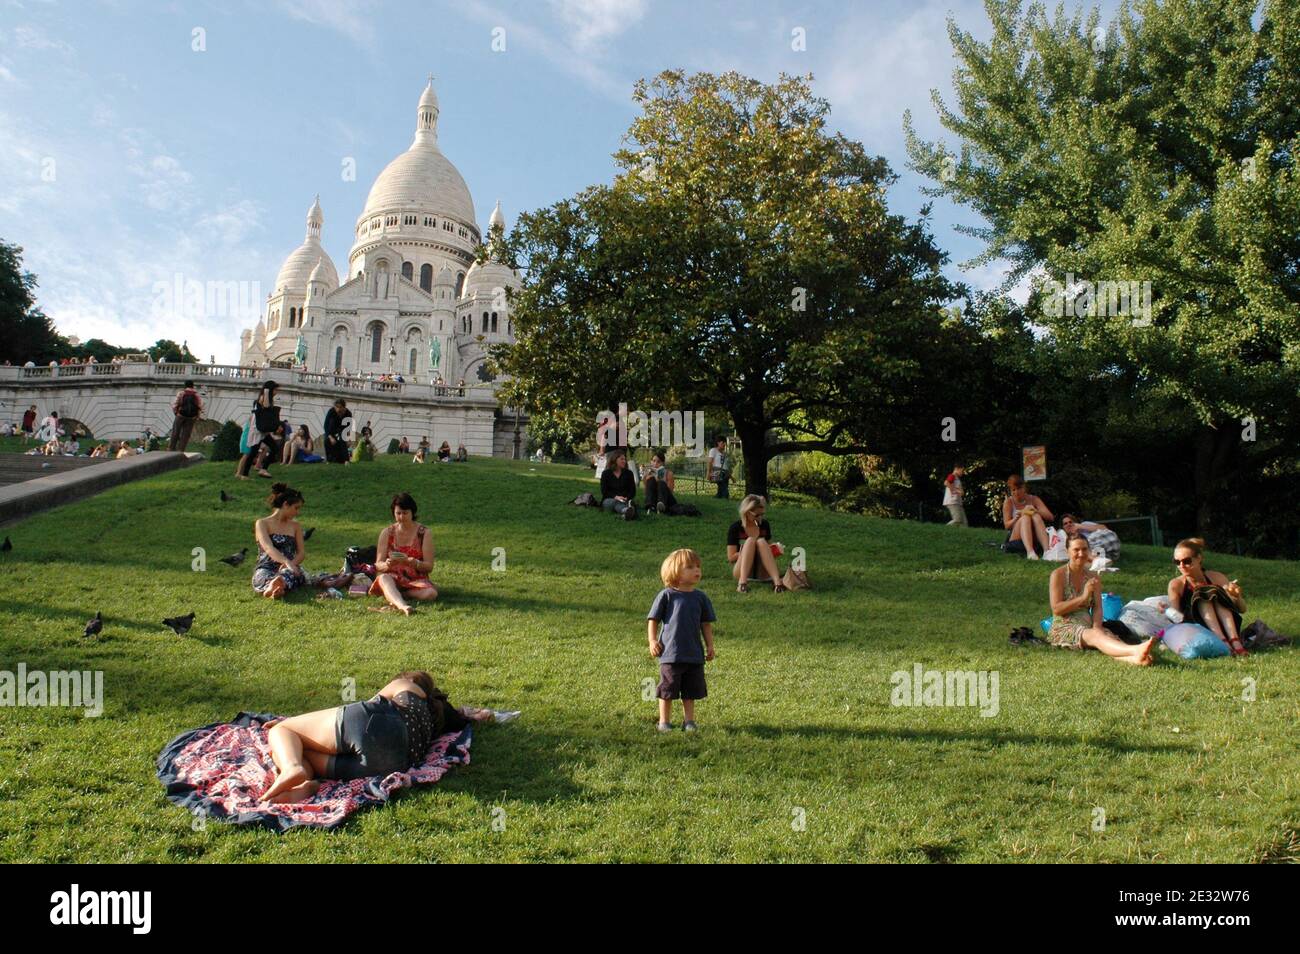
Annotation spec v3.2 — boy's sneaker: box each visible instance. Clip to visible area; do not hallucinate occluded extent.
[683,721,698,732]
[656,722,673,733]
[656,501,666,514]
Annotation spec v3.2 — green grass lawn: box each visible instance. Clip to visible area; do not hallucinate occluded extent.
[0,455,1296,862]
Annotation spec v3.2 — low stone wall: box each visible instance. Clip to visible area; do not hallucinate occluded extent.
[0,363,527,458]
[0,451,201,526]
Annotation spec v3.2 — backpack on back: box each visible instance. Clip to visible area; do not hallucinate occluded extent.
[178,389,200,419]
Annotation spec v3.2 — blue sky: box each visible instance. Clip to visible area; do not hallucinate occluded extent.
[0,0,1121,363]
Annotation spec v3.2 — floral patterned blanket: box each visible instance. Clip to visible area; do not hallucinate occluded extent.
[156,711,472,832]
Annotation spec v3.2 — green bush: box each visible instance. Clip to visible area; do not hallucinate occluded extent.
[211,420,243,462]
[830,461,913,518]
[768,452,858,501]
[1078,489,1140,520]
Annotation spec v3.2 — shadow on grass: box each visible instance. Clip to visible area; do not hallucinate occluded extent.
[732,722,1193,755]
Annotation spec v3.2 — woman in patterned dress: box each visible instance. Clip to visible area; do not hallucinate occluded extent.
[370,492,438,615]
[251,483,309,599]
[1048,535,1157,665]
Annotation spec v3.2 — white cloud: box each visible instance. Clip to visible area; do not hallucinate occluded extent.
[269,0,381,50]
[132,154,196,213]
[461,0,631,104]
[548,0,646,50]
[819,1,962,149]
[11,24,74,55]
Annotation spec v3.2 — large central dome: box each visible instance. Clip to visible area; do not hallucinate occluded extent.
[358,80,475,227]
[361,148,475,225]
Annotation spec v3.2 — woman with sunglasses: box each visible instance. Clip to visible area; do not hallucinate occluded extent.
[727,494,785,593]
[1167,537,1247,656]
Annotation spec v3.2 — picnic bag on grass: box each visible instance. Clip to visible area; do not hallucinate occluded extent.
[782,566,812,591]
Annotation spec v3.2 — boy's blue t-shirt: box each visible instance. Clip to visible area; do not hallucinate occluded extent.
[646,587,716,664]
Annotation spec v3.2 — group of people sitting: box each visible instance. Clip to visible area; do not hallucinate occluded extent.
[598,449,681,520]
[252,484,438,616]
[404,437,468,464]
[237,388,382,479]
[1046,535,1250,664]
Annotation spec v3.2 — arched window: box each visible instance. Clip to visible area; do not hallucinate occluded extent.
[369,322,384,363]
[420,263,433,292]
[507,319,512,337]
[491,312,498,333]
[481,312,489,333]
[334,346,343,372]
[455,272,465,297]
[409,349,417,375]
[402,262,413,281]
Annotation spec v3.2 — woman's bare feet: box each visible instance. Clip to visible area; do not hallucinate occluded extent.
[265,779,320,804]
[265,576,287,599]
[1129,638,1157,666]
[261,764,309,801]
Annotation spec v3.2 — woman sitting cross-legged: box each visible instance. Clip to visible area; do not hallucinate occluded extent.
[642,451,680,514]
[437,440,451,463]
[600,450,638,520]
[259,670,497,803]
[252,483,309,599]
[1048,534,1157,664]
[370,492,438,615]
[727,494,786,594]
[1167,536,1248,656]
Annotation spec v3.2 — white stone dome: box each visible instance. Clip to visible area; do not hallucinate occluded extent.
[361,147,475,226]
[463,259,518,297]
[359,83,474,227]
[276,241,338,293]
[276,197,339,293]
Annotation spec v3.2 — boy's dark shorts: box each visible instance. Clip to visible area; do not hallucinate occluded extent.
[657,662,707,700]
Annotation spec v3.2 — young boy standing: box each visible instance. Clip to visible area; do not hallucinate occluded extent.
[647,548,716,732]
[943,464,968,527]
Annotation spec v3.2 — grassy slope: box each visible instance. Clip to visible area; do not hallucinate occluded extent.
[0,456,1296,863]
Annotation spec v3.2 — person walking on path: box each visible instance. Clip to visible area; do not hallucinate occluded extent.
[169,380,203,451]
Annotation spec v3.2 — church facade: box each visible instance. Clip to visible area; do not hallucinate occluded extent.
[238,80,520,388]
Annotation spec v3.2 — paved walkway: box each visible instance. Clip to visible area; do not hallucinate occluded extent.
[0,451,202,525]
[0,454,105,488]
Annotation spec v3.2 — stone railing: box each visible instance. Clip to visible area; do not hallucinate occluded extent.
[1,361,498,402]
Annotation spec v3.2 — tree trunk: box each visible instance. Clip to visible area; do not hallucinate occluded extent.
[736,419,769,499]
[1192,423,1236,544]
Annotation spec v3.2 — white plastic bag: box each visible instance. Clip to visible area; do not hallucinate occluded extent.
[1119,599,1168,637]
[1041,526,1068,561]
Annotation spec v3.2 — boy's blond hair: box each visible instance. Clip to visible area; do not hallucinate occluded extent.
[660,548,701,588]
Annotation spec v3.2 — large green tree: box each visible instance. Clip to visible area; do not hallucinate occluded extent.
[0,239,67,364]
[494,70,966,497]
[905,0,1300,537]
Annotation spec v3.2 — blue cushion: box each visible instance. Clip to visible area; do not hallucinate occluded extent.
[1161,622,1231,660]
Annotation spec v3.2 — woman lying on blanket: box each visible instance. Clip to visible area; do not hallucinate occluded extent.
[1048,535,1157,665]
[260,671,496,803]
[1167,537,1248,656]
